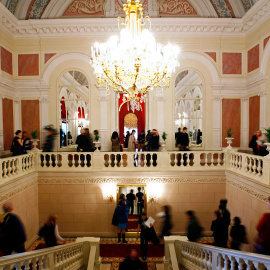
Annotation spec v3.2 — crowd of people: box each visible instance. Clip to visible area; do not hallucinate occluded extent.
[1,196,270,263]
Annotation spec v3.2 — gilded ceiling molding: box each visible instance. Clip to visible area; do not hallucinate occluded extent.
[156,0,197,16]
[0,178,38,203]
[38,176,226,184]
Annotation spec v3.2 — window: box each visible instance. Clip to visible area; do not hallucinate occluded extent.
[58,71,89,148]
[174,70,203,146]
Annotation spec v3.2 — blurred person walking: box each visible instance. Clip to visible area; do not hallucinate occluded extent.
[38,214,65,248]
[138,130,145,152]
[11,130,23,156]
[124,131,130,149]
[186,210,202,242]
[162,205,173,237]
[249,130,268,156]
[22,131,31,153]
[43,125,55,152]
[120,249,143,270]
[127,189,136,215]
[0,202,26,256]
[230,216,248,250]
[136,187,144,216]
[211,210,227,248]
[219,199,230,247]
[254,196,270,255]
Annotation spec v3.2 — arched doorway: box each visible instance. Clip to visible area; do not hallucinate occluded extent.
[119,94,145,145]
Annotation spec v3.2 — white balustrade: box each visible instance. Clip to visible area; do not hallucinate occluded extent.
[228,151,270,185]
[0,153,35,182]
[0,237,101,270]
[164,236,270,270]
[1,150,270,186]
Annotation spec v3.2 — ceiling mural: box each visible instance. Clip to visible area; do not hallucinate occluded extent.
[28,0,51,19]
[209,0,234,18]
[63,0,106,16]
[5,0,19,14]
[157,0,197,16]
[0,0,257,19]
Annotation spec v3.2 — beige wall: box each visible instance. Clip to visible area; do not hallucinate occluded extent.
[0,173,39,248]
[38,173,226,237]
[226,172,270,252]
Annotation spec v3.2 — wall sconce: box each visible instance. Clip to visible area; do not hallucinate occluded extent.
[108,195,114,202]
[149,195,157,203]
[103,183,116,202]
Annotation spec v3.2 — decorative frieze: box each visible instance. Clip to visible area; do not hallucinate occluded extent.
[0,178,38,203]
[38,176,226,184]
[227,173,270,203]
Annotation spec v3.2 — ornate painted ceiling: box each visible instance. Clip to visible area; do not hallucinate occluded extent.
[0,0,259,19]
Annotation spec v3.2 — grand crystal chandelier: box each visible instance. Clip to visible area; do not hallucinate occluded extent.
[90,0,180,111]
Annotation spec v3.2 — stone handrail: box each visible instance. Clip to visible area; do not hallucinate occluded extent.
[1,150,270,185]
[0,237,101,270]
[36,150,226,171]
[0,153,35,182]
[164,236,270,270]
[227,151,270,185]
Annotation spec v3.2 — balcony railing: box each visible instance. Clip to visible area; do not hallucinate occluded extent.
[164,236,270,270]
[1,150,270,185]
[0,237,101,270]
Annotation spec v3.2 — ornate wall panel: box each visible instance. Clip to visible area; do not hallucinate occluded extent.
[222,99,241,147]
[1,47,13,75]
[44,53,56,64]
[18,54,39,76]
[205,52,216,62]
[249,95,260,141]
[3,98,14,151]
[248,44,259,73]
[263,36,270,49]
[222,52,242,74]
[21,100,40,148]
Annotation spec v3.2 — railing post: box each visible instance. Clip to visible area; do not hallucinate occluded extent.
[262,158,270,185]
[164,236,183,270]
[33,150,41,171]
[92,152,102,170]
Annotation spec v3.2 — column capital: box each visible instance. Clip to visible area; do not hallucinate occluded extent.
[258,91,267,97]
[155,88,166,102]
[39,96,50,103]
[212,95,223,101]
[13,98,21,103]
[241,97,248,102]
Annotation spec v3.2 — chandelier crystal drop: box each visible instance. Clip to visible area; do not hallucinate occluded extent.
[90,0,180,110]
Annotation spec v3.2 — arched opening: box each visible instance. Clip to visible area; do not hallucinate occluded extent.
[174,70,203,146]
[58,70,89,148]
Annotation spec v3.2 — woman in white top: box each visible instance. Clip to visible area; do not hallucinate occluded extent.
[38,214,66,247]
[128,130,136,152]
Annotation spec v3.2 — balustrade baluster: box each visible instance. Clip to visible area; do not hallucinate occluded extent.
[7,160,11,176]
[217,153,221,166]
[222,256,230,270]
[257,159,262,176]
[2,161,7,178]
[230,257,236,270]
[248,158,253,173]
[210,153,214,166]
[252,158,257,175]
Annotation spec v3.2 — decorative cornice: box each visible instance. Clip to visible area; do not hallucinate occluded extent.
[0,0,270,39]
[226,173,270,203]
[212,95,223,101]
[0,178,38,203]
[38,176,226,184]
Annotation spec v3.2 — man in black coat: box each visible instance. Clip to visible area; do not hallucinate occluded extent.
[119,249,143,270]
[177,127,189,151]
[0,202,26,256]
[76,128,89,152]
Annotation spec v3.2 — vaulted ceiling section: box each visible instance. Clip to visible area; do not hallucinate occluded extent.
[0,0,259,19]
